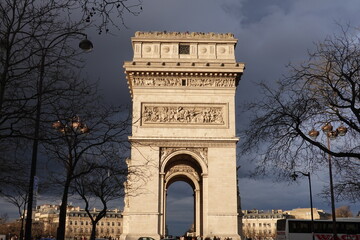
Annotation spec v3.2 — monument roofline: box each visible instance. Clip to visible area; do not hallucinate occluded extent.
[129,31,241,63]
[132,31,237,43]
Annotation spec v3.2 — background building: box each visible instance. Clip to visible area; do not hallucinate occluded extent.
[242,210,290,240]
[283,208,329,220]
[34,204,123,240]
[34,204,60,237]
[241,208,327,240]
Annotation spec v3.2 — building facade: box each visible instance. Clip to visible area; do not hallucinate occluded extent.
[283,208,328,220]
[121,31,245,240]
[241,208,327,240]
[34,204,123,240]
[242,210,290,240]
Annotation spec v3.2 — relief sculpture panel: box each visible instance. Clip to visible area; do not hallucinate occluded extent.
[141,103,227,127]
[165,164,200,182]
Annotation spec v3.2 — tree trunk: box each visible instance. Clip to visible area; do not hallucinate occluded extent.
[90,223,97,240]
[57,176,71,240]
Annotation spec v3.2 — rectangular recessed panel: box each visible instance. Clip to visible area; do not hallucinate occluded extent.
[141,103,228,128]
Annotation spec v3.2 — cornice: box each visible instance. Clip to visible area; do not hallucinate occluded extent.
[129,136,239,146]
[126,70,242,77]
[123,61,245,72]
[133,31,237,42]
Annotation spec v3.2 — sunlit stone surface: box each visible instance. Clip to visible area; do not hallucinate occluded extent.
[120,31,245,240]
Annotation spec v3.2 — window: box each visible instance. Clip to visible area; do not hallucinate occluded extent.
[289,221,311,233]
[179,44,190,54]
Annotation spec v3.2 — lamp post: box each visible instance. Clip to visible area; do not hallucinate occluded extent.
[52,116,89,240]
[291,171,315,240]
[308,122,348,240]
[24,32,93,240]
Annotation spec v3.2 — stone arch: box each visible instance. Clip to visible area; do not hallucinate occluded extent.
[160,149,208,175]
[165,169,201,191]
[160,152,205,237]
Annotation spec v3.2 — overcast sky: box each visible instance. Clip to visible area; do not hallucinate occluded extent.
[2,0,360,237]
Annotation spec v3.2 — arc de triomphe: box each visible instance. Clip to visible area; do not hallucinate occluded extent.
[121,31,245,240]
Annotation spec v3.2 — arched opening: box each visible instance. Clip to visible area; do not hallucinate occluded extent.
[166,181,194,237]
[161,153,204,238]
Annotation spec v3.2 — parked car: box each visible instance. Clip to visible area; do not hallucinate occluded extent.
[138,237,155,240]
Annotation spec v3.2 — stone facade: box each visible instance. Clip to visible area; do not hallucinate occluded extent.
[241,208,327,240]
[121,32,245,240]
[283,208,327,220]
[241,210,291,240]
[33,204,123,240]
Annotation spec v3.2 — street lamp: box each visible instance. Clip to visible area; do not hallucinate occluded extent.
[78,36,94,51]
[25,32,93,240]
[308,122,348,240]
[52,116,90,134]
[291,171,315,240]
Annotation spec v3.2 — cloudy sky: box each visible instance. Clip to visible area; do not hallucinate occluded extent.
[87,0,360,233]
[83,0,360,235]
[3,0,360,237]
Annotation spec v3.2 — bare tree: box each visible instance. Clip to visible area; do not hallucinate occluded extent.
[1,1,141,240]
[0,0,142,177]
[73,157,127,240]
[239,25,360,201]
[41,77,131,240]
[0,0,89,133]
[72,154,147,240]
[0,1,98,239]
[74,0,143,33]
[0,170,28,240]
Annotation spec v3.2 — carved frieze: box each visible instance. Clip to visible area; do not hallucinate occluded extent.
[165,164,200,181]
[160,147,208,164]
[132,76,236,88]
[141,103,227,126]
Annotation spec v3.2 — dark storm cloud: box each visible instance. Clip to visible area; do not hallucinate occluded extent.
[222,0,293,25]
[3,0,360,235]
